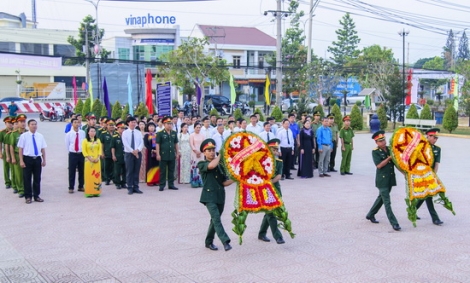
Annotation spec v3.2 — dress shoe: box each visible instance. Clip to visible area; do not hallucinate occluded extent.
[223,242,232,251]
[340,172,345,175]
[345,172,353,175]
[6,185,11,189]
[13,189,18,194]
[416,216,421,220]
[169,186,179,190]
[366,216,379,224]
[319,174,324,178]
[290,167,297,170]
[330,169,338,172]
[281,177,285,181]
[392,224,401,231]
[34,197,44,202]
[78,188,84,192]
[128,190,133,195]
[258,236,270,242]
[25,198,32,204]
[134,189,143,194]
[205,243,218,251]
[105,181,110,185]
[18,194,25,198]
[116,185,121,190]
[286,177,294,180]
[323,174,331,177]
[276,237,285,244]
[121,184,128,189]
[68,189,74,194]
[433,220,444,225]
[159,187,165,191]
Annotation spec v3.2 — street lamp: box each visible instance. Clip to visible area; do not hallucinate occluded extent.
[398,29,409,125]
[85,0,101,56]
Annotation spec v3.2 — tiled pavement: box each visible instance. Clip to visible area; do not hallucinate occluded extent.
[1,120,470,283]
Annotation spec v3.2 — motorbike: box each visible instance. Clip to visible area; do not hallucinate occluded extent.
[221,104,233,116]
[39,109,63,122]
[233,102,251,115]
[63,106,73,119]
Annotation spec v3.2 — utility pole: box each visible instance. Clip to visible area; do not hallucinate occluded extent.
[306,0,314,64]
[85,25,90,95]
[398,29,409,126]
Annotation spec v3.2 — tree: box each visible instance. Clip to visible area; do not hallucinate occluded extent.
[420,104,433,120]
[111,101,122,120]
[423,56,445,70]
[135,102,149,118]
[101,104,108,118]
[253,108,265,122]
[74,99,84,115]
[209,107,219,118]
[406,104,420,119]
[383,69,403,128]
[377,104,388,130]
[350,104,363,130]
[457,30,469,61]
[443,105,458,133]
[271,106,283,122]
[443,29,455,70]
[327,13,361,68]
[160,37,230,115]
[314,104,325,119]
[121,103,129,121]
[414,57,434,69]
[330,104,343,129]
[66,15,110,65]
[82,97,91,118]
[92,99,102,117]
[234,108,243,121]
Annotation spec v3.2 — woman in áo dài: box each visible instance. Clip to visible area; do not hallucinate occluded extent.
[144,122,159,186]
[82,127,102,197]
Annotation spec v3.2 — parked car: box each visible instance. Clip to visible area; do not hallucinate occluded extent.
[0,97,28,103]
[281,97,318,113]
[203,95,245,114]
[387,104,423,122]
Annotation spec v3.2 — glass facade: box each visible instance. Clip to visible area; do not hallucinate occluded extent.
[20,43,49,55]
[53,44,75,57]
[118,48,130,60]
[133,45,173,62]
[0,42,15,52]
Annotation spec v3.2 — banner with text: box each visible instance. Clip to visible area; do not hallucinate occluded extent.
[157,81,172,117]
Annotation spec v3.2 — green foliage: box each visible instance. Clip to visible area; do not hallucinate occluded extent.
[406,104,420,119]
[74,99,84,115]
[91,99,102,118]
[111,101,122,120]
[427,99,434,106]
[350,104,363,130]
[209,107,219,118]
[355,100,362,106]
[121,103,129,121]
[423,56,445,70]
[234,108,243,121]
[253,108,265,121]
[377,104,388,130]
[420,104,433,120]
[271,106,283,122]
[135,102,149,118]
[383,69,404,126]
[314,104,325,118]
[443,105,458,133]
[414,57,434,69]
[327,13,361,68]
[294,95,311,119]
[101,104,108,118]
[330,104,343,129]
[82,97,91,118]
[329,98,337,106]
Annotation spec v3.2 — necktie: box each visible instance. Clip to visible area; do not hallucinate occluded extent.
[221,134,224,143]
[32,134,38,156]
[287,130,290,145]
[131,130,135,150]
[74,132,79,152]
[267,132,270,141]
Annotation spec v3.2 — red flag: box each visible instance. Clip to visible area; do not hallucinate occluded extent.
[146,69,154,114]
[72,76,78,106]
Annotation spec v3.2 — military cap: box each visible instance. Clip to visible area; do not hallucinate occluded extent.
[3,116,12,123]
[301,112,308,116]
[10,117,17,123]
[86,113,96,120]
[328,113,335,119]
[106,119,115,126]
[426,128,440,136]
[267,138,280,148]
[162,116,172,124]
[313,111,321,116]
[372,130,386,141]
[16,114,27,121]
[116,121,127,129]
[100,116,109,123]
[200,138,216,152]
[343,115,351,121]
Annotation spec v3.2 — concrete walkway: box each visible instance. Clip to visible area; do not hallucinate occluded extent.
[0,121,469,282]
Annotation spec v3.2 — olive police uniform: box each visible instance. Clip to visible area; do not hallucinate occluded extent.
[111,122,127,188]
[366,131,399,228]
[328,113,339,171]
[339,115,354,175]
[0,117,13,188]
[9,114,28,196]
[4,120,16,192]
[101,119,115,184]
[416,128,442,224]
[156,117,179,190]
[258,139,284,242]
[198,139,231,248]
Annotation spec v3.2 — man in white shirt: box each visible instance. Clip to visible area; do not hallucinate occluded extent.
[64,118,86,194]
[188,116,198,134]
[258,122,273,143]
[246,115,262,134]
[223,120,236,137]
[255,113,264,128]
[267,117,279,136]
[277,119,295,180]
[212,124,226,154]
[122,117,144,195]
[176,110,184,130]
[234,118,247,132]
[18,119,47,204]
[200,117,214,138]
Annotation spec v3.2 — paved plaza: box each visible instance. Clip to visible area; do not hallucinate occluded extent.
[0,119,470,283]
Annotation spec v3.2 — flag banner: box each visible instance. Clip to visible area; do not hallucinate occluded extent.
[127,73,134,116]
[103,77,111,117]
[264,75,271,105]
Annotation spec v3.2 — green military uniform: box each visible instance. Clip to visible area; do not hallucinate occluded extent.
[258,157,283,241]
[0,127,12,188]
[9,129,26,196]
[198,153,231,246]
[156,128,178,190]
[101,129,115,183]
[339,123,354,174]
[111,132,126,187]
[366,143,399,226]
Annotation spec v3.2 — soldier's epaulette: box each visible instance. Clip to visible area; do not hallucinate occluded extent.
[434,145,440,148]
[373,147,379,151]
[112,134,119,138]
[276,158,283,162]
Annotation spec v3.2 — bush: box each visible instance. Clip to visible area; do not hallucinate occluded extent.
[406,104,419,119]
[329,98,337,107]
[209,107,219,118]
[443,105,458,133]
[314,104,325,118]
[92,99,102,117]
[111,101,122,120]
[82,97,91,118]
[350,104,363,130]
[427,99,434,106]
[355,100,362,107]
[234,108,243,121]
[420,104,433,120]
[377,104,388,130]
[254,108,265,121]
[74,99,84,116]
[135,102,149,118]
[121,103,129,121]
[271,106,283,122]
[330,104,343,129]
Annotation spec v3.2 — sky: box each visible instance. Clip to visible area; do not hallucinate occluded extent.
[3,0,470,64]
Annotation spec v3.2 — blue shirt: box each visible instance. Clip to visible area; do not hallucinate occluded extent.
[64,122,72,133]
[316,126,332,148]
[8,104,18,116]
[289,122,299,139]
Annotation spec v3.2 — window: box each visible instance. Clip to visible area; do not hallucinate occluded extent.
[118,48,130,60]
[54,45,75,57]
[21,43,49,55]
[233,56,241,68]
[0,42,15,52]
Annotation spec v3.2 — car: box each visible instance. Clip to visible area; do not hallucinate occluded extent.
[281,97,318,113]
[0,97,28,103]
[387,104,423,122]
[203,95,244,114]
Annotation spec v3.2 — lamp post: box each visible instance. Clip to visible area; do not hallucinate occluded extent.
[398,29,409,125]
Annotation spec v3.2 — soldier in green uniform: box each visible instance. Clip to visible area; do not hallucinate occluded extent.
[101,119,115,185]
[96,116,108,140]
[197,138,235,251]
[416,128,444,225]
[328,113,339,172]
[311,111,321,168]
[366,131,401,231]
[339,115,354,175]
[9,114,28,198]
[111,122,127,190]
[156,116,180,191]
[0,116,13,189]
[4,117,17,193]
[82,113,97,132]
[258,138,285,244]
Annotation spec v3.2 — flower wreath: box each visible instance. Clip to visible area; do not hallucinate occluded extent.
[221,131,295,243]
[390,127,455,226]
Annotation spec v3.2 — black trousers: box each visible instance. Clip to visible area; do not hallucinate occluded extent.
[104,157,114,182]
[68,152,84,190]
[113,161,126,186]
[23,156,42,199]
[329,140,337,170]
[281,147,293,178]
[125,152,142,191]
